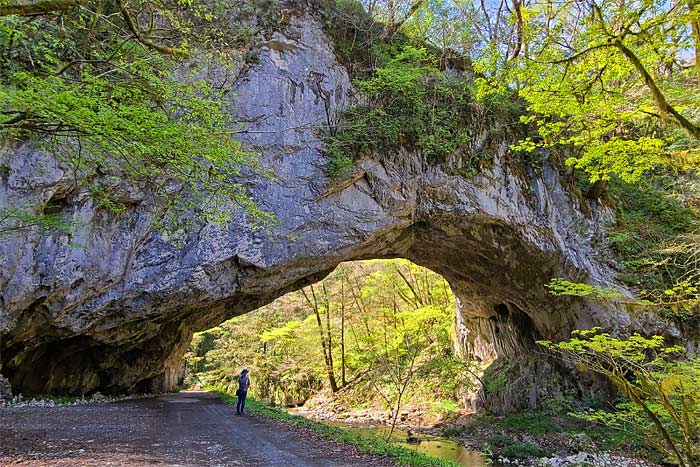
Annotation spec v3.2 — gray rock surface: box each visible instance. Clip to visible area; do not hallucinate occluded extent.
[0,1,662,408]
[0,374,11,402]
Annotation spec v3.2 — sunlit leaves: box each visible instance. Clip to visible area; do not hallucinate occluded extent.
[540,330,700,466]
[546,278,624,300]
[0,0,270,232]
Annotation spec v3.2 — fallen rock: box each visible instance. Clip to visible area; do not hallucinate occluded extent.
[0,373,12,402]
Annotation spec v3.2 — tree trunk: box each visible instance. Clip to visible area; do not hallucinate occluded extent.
[510,0,524,61]
[302,286,338,393]
[322,283,337,392]
[340,281,347,387]
[613,38,700,139]
[586,179,608,200]
[690,0,700,85]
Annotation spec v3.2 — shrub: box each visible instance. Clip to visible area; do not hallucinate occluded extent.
[326,46,488,177]
[502,442,548,459]
[503,412,559,434]
[488,434,513,447]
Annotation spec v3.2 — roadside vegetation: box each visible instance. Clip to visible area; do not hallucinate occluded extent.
[217,392,461,467]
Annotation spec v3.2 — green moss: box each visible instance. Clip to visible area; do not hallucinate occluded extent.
[216,391,460,467]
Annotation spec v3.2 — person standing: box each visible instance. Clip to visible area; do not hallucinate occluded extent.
[236,368,250,415]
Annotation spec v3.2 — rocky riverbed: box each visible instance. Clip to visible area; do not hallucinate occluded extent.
[289,394,662,467]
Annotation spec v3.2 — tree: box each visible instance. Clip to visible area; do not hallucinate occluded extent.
[540,329,700,467]
[0,0,269,233]
[505,0,700,185]
[302,284,340,393]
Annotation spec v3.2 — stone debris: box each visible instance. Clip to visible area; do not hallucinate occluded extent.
[1,392,159,407]
[536,452,657,467]
[495,452,659,467]
[0,374,12,402]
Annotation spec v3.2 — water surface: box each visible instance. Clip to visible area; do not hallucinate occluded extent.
[324,420,485,467]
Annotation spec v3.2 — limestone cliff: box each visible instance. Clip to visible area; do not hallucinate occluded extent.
[0,0,667,410]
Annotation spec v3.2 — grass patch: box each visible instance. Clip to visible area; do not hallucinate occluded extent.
[502,442,549,459]
[503,412,559,434]
[216,391,461,467]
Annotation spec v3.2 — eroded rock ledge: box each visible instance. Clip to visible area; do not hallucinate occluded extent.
[0,1,657,410]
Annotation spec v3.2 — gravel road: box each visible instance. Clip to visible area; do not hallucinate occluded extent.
[0,391,397,467]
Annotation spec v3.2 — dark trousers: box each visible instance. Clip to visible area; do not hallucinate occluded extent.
[236,391,247,414]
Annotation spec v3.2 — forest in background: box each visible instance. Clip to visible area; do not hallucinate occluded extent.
[185,260,475,432]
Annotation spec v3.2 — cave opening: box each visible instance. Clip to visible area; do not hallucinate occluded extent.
[1,215,597,415]
[179,254,571,417]
[182,258,475,420]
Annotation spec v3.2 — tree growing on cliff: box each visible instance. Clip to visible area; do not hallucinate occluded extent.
[0,0,269,234]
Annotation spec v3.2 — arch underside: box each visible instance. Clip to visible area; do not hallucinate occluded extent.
[1,212,615,412]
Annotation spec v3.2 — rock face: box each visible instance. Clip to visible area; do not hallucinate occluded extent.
[0,373,12,402]
[0,1,654,409]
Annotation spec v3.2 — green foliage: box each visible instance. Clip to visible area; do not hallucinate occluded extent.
[607,176,699,305]
[497,0,700,184]
[0,0,271,232]
[503,412,558,435]
[487,434,513,447]
[480,442,494,466]
[548,173,700,319]
[583,421,645,452]
[540,329,700,467]
[326,45,487,177]
[217,392,461,467]
[326,150,355,179]
[429,399,459,419]
[481,360,510,396]
[502,442,549,459]
[0,207,76,236]
[186,259,474,425]
[547,279,623,301]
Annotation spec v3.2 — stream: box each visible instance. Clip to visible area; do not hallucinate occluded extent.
[321,420,485,467]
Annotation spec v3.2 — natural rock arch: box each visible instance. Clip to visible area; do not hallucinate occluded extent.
[0,4,647,409]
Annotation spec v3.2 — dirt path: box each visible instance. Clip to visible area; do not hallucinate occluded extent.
[0,391,397,467]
